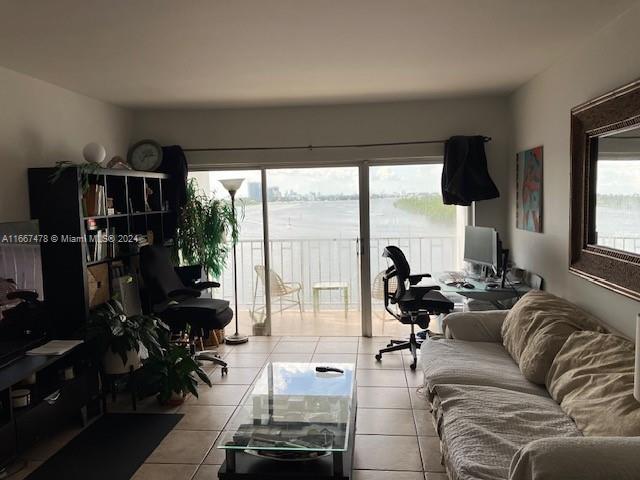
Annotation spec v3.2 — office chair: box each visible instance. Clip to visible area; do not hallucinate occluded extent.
[139,245,232,374]
[375,246,454,370]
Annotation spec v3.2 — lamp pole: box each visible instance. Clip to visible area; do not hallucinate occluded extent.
[220,178,248,345]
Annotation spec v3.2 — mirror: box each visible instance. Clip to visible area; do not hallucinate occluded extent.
[594,126,640,254]
[570,79,640,301]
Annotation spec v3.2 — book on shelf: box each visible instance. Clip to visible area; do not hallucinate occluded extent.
[83,184,106,217]
[86,228,109,262]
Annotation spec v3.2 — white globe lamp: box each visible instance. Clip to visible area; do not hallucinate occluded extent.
[82,142,106,164]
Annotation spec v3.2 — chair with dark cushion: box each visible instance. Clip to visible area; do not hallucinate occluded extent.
[139,245,232,373]
[375,245,454,370]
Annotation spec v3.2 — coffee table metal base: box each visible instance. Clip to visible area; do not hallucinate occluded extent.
[218,396,357,480]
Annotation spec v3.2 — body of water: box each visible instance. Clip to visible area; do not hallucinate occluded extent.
[238,197,457,240]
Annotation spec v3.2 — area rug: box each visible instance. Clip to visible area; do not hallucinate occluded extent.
[25,413,182,480]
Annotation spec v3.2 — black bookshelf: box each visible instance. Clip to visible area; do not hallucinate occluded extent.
[28,167,173,338]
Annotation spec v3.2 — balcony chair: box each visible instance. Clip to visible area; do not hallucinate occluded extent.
[371,270,398,334]
[139,245,232,374]
[375,246,454,370]
[252,266,303,321]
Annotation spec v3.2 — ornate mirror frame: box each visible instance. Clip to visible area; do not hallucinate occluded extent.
[570,79,640,300]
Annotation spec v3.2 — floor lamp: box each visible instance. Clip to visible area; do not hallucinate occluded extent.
[220,178,248,345]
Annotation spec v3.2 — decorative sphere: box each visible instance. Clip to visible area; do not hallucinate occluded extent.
[82,142,106,164]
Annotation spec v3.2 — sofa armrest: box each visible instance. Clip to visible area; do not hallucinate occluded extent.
[509,437,640,480]
[442,310,507,342]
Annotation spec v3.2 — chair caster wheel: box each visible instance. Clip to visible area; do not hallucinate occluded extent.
[221,367,228,376]
[375,354,382,362]
[410,361,417,370]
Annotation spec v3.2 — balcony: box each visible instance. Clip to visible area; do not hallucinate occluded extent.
[211,235,458,336]
[598,235,640,254]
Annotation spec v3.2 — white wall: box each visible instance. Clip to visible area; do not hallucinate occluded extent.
[0,66,132,221]
[132,96,511,237]
[509,3,640,337]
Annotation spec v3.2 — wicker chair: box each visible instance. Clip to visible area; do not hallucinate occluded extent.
[251,266,303,320]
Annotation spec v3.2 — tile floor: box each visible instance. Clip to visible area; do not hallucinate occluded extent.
[15,336,447,480]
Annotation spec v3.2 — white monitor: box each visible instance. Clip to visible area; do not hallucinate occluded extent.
[464,225,499,268]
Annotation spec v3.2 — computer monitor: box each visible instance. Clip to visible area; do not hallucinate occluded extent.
[463,225,500,269]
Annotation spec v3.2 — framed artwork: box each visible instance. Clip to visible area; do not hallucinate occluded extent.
[516,146,543,232]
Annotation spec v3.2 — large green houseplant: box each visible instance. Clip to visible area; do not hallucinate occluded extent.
[173,178,242,278]
[86,299,169,374]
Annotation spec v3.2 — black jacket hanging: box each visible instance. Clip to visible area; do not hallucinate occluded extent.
[441,135,499,206]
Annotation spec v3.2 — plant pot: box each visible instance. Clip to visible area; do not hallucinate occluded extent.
[103,348,141,375]
[252,323,267,336]
[160,391,186,406]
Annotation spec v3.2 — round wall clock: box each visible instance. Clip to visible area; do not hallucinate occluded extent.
[127,139,163,171]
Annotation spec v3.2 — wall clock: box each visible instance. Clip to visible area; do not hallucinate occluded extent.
[127,139,163,171]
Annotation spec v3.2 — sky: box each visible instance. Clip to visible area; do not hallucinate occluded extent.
[597,160,640,195]
[194,164,444,199]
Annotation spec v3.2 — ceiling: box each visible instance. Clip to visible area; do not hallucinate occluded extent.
[0,0,636,108]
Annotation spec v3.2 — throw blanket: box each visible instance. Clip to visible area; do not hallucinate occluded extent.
[433,384,581,480]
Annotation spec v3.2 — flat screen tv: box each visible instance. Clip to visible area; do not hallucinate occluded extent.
[0,220,46,365]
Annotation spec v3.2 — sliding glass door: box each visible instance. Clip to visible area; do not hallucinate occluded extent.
[190,160,463,337]
[368,163,464,336]
[265,167,361,336]
[189,170,267,337]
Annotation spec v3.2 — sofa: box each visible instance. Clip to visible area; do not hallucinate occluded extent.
[419,290,640,480]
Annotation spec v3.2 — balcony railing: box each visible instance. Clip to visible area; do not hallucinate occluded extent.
[597,235,640,254]
[212,236,458,308]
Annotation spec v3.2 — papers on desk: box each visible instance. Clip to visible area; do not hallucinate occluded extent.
[26,340,83,356]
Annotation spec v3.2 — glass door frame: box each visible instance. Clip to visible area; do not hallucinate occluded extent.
[190,155,448,337]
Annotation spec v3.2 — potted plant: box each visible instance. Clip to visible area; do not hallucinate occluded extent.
[86,299,168,375]
[173,178,242,278]
[145,344,212,405]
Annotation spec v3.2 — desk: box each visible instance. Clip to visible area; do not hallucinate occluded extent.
[424,274,530,309]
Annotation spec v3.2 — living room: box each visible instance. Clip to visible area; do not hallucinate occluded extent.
[1,1,640,479]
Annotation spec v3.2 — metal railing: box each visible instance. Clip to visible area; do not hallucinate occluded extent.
[212,236,458,308]
[597,235,640,254]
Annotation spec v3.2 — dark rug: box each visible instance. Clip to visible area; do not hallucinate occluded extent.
[25,413,183,480]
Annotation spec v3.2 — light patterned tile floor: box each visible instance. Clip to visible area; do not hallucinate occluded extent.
[14,336,444,480]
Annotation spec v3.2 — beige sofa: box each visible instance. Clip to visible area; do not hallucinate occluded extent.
[420,290,640,480]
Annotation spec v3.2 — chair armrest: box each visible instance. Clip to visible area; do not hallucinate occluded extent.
[194,281,220,290]
[167,288,201,299]
[442,310,507,342]
[509,437,640,480]
[409,273,431,285]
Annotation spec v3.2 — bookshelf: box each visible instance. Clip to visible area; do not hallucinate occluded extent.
[27,166,173,337]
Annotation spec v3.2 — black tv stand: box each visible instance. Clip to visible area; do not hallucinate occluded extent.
[0,342,101,470]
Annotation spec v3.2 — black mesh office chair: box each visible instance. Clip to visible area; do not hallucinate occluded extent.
[140,245,232,374]
[375,246,454,370]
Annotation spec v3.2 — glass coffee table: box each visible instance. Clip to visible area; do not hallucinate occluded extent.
[216,362,357,480]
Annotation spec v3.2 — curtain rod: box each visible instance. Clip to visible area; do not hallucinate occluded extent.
[182,136,491,153]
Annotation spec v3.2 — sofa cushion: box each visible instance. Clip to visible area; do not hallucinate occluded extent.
[547,330,640,436]
[432,384,581,480]
[420,338,547,397]
[501,290,605,384]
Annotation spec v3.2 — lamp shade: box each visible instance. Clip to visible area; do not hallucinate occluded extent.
[635,314,640,402]
[219,178,245,193]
